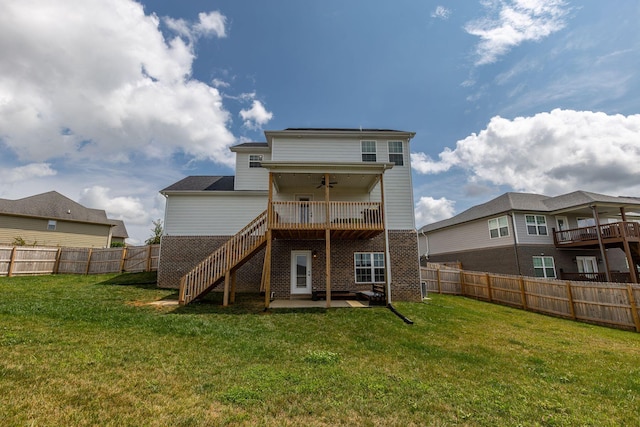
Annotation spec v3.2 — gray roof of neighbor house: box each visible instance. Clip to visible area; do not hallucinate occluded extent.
[421,191,640,233]
[160,176,236,192]
[0,191,111,225]
[231,142,269,148]
[108,219,129,239]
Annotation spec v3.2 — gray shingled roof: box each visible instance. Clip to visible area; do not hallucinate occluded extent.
[108,219,129,239]
[421,191,640,232]
[284,128,407,132]
[0,191,110,224]
[231,142,269,148]
[161,176,235,192]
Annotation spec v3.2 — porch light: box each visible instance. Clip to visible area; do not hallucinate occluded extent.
[312,250,318,259]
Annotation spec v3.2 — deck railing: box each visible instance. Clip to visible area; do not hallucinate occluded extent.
[554,221,640,245]
[269,201,383,230]
[560,272,632,283]
[179,210,268,305]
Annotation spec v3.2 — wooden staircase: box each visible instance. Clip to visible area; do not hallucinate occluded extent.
[179,210,268,305]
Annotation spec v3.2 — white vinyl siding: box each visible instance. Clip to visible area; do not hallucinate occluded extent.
[164,194,268,236]
[425,218,515,256]
[513,213,555,245]
[234,151,271,191]
[271,137,363,162]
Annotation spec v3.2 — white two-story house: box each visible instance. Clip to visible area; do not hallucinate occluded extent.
[419,191,640,283]
[158,128,422,307]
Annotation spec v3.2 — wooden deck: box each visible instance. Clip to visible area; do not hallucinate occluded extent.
[554,221,640,248]
[269,201,384,239]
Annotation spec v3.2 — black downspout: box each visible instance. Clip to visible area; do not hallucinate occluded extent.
[387,302,414,324]
[509,213,522,275]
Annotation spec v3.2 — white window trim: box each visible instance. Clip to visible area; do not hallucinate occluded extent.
[361,140,377,162]
[525,214,548,236]
[488,216,509,239]
[387,140,404,166]
[354,252,385,283]
[533,256,556,278]
[248,154,263,168]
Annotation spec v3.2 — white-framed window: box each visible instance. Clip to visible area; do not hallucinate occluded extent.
[388,141,404,166]
[525,214,548,235]
[361,141,377,162]
[249,154,263,168]
[47,220,57,231]
[488,216,509,238]
[354,252,385,283]
[533,256,556,278]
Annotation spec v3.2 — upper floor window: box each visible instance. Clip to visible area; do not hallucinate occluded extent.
[361,141,377,162]
[488,216,509,238]
[47,220,57,231]
[533,256,556,278]
[525,215,548,236]
[249,154,263,168]
[388,141,404,166]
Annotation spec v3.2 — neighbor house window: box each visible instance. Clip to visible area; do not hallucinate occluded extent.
[361,141,377,162]
[249,154,263,168]
[488,216,509,238]
[354,252,385,283]
[533,256,556,278]
[388,141,404,166]
[526,215,548,236]
[47,220,57,231]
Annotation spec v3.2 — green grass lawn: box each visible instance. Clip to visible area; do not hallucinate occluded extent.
[1,273,639,426]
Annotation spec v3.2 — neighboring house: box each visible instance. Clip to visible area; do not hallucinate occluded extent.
[159,128,422,306]
[109,219,129,246]
[0,191,117,248]
[418,191,640,283]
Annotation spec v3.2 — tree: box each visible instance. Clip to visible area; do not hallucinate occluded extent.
[145,219,163,245]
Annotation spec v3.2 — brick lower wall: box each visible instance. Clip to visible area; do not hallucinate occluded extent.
[157,235,264,290]
[158,231,422,302]
[269,230,421,302]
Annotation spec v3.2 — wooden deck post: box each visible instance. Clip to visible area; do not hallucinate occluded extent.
[223,270,230,307]
[325,173,331,308]
[592,206,612,282]
[264,230,272,309]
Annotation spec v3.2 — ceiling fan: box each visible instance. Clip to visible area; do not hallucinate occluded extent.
[316,177,337,188]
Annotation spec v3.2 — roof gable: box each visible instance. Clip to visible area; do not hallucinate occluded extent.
[0,191,110,224]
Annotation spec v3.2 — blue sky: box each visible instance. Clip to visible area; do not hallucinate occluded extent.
[1,1,639,243]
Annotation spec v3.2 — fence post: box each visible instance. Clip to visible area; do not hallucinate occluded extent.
[627,285,640,333]
[53,248,62,274]
[436,268,442,294]
[486,273,493,302]
[566,281,576,320]
[8,247,17,277]
[519,276,527,310]
[460,270,466,296]
[119,247,127,272]
[85,248,93,275]
[146,245,152,272]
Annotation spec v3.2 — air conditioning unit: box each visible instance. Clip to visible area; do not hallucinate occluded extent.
[420,281,428,299]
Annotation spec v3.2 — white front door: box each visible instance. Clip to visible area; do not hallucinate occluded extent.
[291,250,312,294]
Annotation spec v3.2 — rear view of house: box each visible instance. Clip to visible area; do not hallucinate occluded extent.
[419,191,640,283]
[158,128,423,307]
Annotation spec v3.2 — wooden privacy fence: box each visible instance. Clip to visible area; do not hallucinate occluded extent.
[0,245,160,277]
[421,266,640,333]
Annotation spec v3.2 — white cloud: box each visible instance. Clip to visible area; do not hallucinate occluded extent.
[212,78,231,88]
[0,163,56,184]
[415,196,456,227]
[431,6,451,20]
[412,109,640,196]
[0,0,235,166]
[194,11,227,38]
[465,0,569,65]
[80,186,150,226]
[239,100,274,130]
